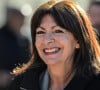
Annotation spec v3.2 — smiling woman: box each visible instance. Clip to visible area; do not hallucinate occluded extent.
[9,0,100,90]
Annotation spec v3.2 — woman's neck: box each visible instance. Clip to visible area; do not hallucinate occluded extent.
[48,62,74,90]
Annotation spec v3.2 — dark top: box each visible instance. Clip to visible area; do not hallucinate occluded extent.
[8,64,100,90]
[0,24,31,71]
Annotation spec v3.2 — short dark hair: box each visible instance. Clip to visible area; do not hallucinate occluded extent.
[91,1,100,6]
[89,1,100,10]
[6,7,25,19]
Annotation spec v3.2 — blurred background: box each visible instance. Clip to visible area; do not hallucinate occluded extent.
[0,0,96,41]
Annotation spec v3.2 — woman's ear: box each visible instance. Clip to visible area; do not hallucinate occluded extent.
[76,42,80,49]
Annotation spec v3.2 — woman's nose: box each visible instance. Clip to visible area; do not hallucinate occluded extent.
[44,32,55,45]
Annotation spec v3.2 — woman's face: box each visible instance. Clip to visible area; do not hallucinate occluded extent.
[35,14,79,65]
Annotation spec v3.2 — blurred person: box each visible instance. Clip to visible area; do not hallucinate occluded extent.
[0,7,31,89]
[88,1,100,40]
[9,0,100,90]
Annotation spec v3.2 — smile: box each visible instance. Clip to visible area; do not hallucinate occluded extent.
[43,47,61,55]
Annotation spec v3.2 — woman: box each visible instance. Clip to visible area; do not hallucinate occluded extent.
[9,0,100,90]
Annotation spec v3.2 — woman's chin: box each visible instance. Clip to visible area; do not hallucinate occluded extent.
[44,59,60,66]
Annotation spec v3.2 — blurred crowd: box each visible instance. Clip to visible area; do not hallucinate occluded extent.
[88,0,100,42]
[0,7,31,89]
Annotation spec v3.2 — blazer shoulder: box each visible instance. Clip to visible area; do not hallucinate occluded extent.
[8,64,46,90]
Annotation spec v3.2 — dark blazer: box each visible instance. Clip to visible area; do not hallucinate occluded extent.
[8,65,100,90]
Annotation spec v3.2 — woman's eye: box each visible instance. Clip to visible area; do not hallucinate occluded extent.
[36,31,45,34]
[55,30,64,33]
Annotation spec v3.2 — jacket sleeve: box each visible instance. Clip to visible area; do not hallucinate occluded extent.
[8,74,24,90]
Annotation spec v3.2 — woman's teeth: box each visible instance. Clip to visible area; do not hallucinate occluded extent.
[43,48,60,54]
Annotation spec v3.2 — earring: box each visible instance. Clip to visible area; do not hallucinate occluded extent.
[76,44,80,49]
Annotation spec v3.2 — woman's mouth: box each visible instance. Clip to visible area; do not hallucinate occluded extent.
[43,47,61,55]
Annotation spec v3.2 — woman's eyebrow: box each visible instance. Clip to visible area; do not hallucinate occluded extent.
[38,25,58,30]
[38,26,45,30]
[51,25,58,29]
